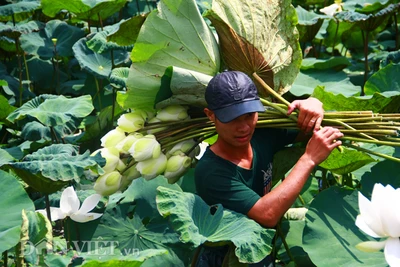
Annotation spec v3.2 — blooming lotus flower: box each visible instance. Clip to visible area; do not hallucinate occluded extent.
[117,111,146,133]
[91,147,122,173]
[136,153,167,180]
[100,127,126,148]
[128,134,161,161]
[164,154,192,184]
[94,171,122,196]
[36,186,102,223]
[355,183,400,266]
[156,105,189,121]
[320,3,341,17]
[116,133,143,154]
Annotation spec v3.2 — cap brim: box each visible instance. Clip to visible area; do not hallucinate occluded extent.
[213,99,265,123]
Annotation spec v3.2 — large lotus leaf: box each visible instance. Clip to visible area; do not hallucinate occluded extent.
[107,15,147,46]
[335,4,397,32]
[342,0,392,13]
[21,121,51,141]
[301,57,351,71]
[319,146,376,175]
[0,169,35,254]
[312,86,400,113]
[0,36,15,52]
[0,1,41,22]
[41,0,127,21]
[8,144,104,193]
[303,186,387,266]
[295,6,325,43]
[73,36,130,79]
[290,70,360,97]
[78,249,167,267]
[119,0,220,110]
[26,57,68,91]
[0,21,44,39]
[155,66,212,109]
[204,0,302,96]
[321,19,355,48]
[86,29,133,54]
[0,94,15,121]
[7,94,94,127]
[364,63,400,93]
[380,51,400,68]
[156,186,276,264]
[19,20,85,58]
[0,148,14,167]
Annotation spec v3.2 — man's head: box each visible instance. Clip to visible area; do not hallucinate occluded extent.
[205,71,265,123]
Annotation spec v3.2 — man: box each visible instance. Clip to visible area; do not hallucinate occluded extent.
[194,71,343,266]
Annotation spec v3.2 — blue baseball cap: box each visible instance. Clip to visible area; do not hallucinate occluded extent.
[205,71,265,123]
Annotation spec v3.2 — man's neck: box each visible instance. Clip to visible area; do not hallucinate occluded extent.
[210,140,253,169]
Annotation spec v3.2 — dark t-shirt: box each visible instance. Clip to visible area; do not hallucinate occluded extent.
[195,128,297,215]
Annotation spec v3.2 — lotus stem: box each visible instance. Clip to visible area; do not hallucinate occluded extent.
[343,143,400,163]
[45,194,52,222]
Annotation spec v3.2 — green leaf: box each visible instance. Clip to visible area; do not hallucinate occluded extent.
[20,20,85,58]
[155,66,212,109]
[0,148,15,167]
[0,21,44,39]
[0,1,41,22]
[107,15,147,46]
[319,147,377,175]
[109,67,130,88]
[301,57,351,71]
[41,0,128,21]
[76,249,167,267]
[303,187,387,266]
[312,86,400,113]
[44,250,74,267]
[380,51,400,68]
[0,93,15,121]
[295,6,325,43]
[204,0,302,96]
[86,30,133,54]
[21,121,51,142]
[7,94,94,127]
[93,177,189,267]
[72,36,129,79]
[9,144,104,194]
[364,63,400,93]
[0,169,35,254]
[290,70,360,97]
[156,186,276,264]
[120,0,220,110]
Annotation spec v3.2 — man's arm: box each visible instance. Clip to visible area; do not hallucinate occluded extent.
[248,97,343,228]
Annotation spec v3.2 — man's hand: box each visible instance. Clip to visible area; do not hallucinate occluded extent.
[304,126,344,166]
[287,97,324,133]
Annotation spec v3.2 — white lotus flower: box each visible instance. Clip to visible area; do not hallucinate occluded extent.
[117,111,146,133]
[94,171,122,196]
[128,134,161,161]
[136,153,167,180]
[100,127,126,148]
[91,147,122,173]
[116,133,143,154]
[166,139,199,158]
[355,183,400,266]
[164,154,192,184]
[156,105,189,121]
[36,186,102,223]
[320,3,341,17]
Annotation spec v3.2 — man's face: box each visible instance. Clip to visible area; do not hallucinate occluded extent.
[205,109,258,147]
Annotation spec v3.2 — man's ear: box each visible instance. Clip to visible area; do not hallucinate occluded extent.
[204,108,215,122]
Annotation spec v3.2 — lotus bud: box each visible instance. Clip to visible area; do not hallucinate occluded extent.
[156,105,189,122]
[146,117,168,134]
[51,38,57,46]
[94,171,122,196]
[144,109,156,120]
[119,164,141,191]
[100,127,126,148]
[116,133,144,154]
[166,139,198,158]
[164,154,192,184]
[128,134,161,161]
[92,147,120,173]
[117,111,146,133]
[136,154,167,180]
[320,3,341,17]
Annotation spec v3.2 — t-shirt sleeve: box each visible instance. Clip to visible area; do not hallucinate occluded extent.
[195,164,260,215]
